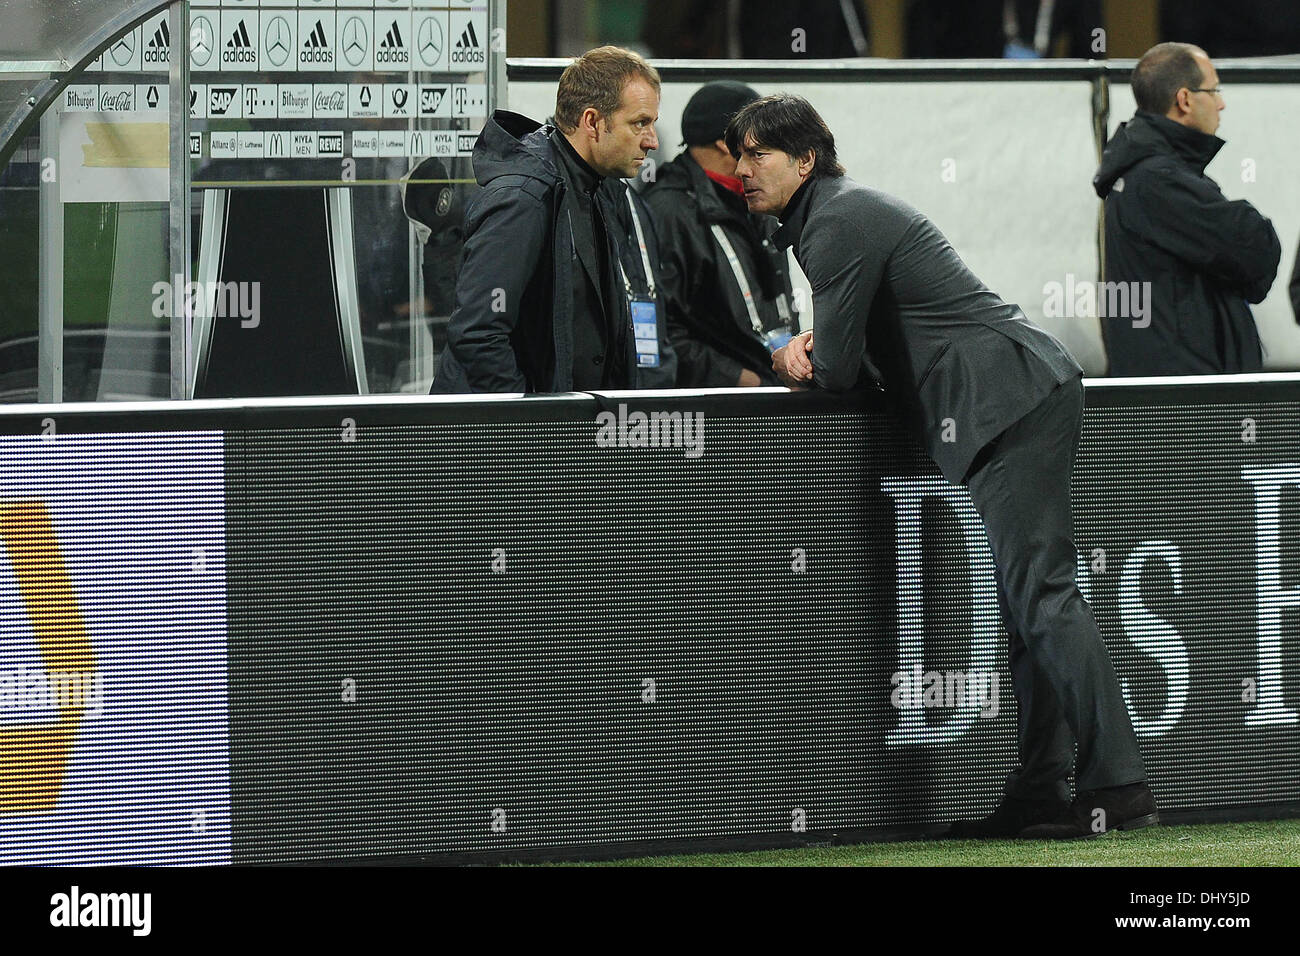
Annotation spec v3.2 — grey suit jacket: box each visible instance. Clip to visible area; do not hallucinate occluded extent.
[774,175,1083,484]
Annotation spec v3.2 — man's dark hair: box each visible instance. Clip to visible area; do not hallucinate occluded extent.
[1132,42,1208,115]
[554,46,661,134]
[724,93,845,178]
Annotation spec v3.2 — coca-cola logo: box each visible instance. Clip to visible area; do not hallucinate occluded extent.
[99,91,134,111]
[314,90,345,111]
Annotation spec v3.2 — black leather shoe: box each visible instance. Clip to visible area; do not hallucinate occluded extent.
[1020,782,1159,840]
[947,795,1070,839]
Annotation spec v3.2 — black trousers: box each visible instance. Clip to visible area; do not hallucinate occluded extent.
[965,375,1147,798]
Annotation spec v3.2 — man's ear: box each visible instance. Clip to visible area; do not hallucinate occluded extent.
[580,107,602,139]
[799,149,816,177]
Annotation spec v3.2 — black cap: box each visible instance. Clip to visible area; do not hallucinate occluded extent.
[681,80,761,147]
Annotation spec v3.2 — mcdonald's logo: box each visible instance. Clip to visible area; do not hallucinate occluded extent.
[0,502,94,814]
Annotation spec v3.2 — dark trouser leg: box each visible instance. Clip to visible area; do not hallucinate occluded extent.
[998,577,1074,802]
[965,376,1146,791]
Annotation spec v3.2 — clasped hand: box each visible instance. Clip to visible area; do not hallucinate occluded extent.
[772,331,814,388]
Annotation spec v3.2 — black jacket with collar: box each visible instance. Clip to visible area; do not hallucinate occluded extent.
[641,150,792,387]
[775,174,1082,485]
[432,110,638,393]
[1093,111,1281,375]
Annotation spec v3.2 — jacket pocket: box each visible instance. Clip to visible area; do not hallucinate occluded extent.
[916,341,952,389]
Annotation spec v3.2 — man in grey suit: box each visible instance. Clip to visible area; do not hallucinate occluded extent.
[727,94,1155,839]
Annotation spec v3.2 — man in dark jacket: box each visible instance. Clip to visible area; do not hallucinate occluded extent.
[731,93,1155,839]
[642,81,796,387]
[1094,42,1281,376]
[1290,242,1300,323]
[433,46,662,393]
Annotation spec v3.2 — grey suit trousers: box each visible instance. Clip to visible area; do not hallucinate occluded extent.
[965,374,1147,798]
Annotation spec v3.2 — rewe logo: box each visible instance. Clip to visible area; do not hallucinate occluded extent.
[376,20,409,65]
[451,20,484,66]
[595,403,705,459]
[143,19,170,64]
[301,19,333,64]
[223,18,256,65]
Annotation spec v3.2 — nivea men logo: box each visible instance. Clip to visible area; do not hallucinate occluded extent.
[143,19,170,64]
[64,87,97,111]
[209,86,238,116]
[301,19,333,65]
[376,20,409,65]
[99,88,133,111]
[450,19,484,66]
[223,18,256,65]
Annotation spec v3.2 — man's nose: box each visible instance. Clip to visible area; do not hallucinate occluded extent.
[644,125,659,151]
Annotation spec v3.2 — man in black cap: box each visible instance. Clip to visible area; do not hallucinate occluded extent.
[641,81,796,387]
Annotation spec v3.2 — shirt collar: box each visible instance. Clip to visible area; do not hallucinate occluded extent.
[552,129,603,196]
[772,176,816,251]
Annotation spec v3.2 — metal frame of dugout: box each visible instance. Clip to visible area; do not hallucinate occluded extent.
[4,34,1300,406]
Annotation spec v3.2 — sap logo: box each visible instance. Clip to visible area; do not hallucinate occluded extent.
[209,87,238,116]
[419,86,446,114]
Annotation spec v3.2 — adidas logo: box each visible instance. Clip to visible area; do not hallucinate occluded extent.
[450,20,484,66]
[376,20,409,65]
[144,19,170,64]
[301,19,333,64]
[222,19,255,64]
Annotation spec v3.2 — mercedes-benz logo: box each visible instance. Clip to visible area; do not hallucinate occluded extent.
[190,16,214,67]
[109,31,136,67]
[265,16,291,67]
[417,17,443,67]
[342,16,368,67]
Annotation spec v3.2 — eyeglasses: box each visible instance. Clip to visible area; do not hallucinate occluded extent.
[1188,87,1224,97]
